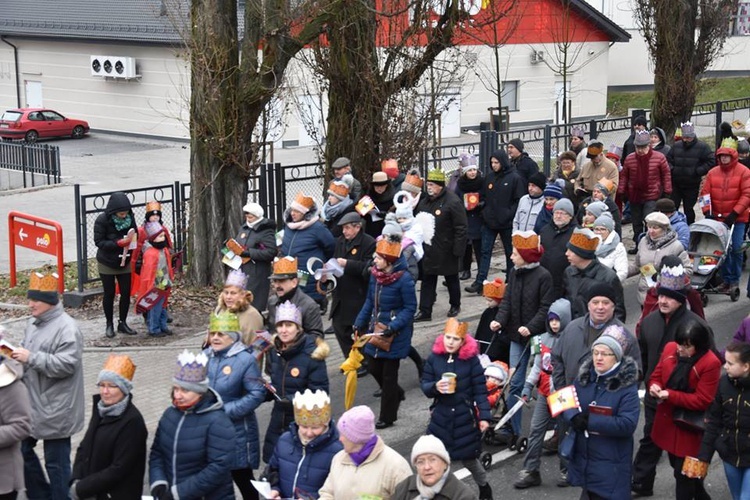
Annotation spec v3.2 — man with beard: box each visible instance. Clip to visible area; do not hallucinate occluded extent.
[266,256,324,338]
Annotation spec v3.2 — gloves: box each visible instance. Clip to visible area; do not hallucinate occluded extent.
[521,387,532,401]
[381,328,395,338]
[571,412,589,432]
[724,211,739,228]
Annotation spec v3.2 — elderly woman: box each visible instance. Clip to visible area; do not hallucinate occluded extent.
[71,355,147,500]
[593,212,628,282]
[649,320,721,500]
[0,353,32,500]
[265,390,343,499]
[215,270,264,347]
[319,405,411,499]
[235,202,277,312]
[630,211,691,305]
[204,311,266,500]
[392,435,474,500]
[149,350,236,500]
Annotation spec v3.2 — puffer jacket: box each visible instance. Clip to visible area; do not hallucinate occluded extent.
[0,358,31,496]
[494,264,554,345]
[236,217,278,311]
[422,335,492,460]
[539,220,577,300]
[205,342,266,470]
[701,147,750,223]
[481,156,526,230]
[564,357,640,500]
[698,373,750,468]
[563,260,626,322]
[355,257,417,360]
[149,389,236,500]
[266,421,343,499]
[513,194,545,232]
[632,229,691,304]
[21,302,85,440]
[667,139,715,188]
[669,211,690,250]
[392,473,475,500]
[94,192,138,269]
[417,187,467,276]
[618,149,672,203]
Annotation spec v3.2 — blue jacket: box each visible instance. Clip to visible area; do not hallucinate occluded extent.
[669,211,690,250]
[205,342,266,470]
[563,357,640,500]
[267,421,343,498]
[355,257,417,360]
[149,389,236,500]
[421,335,492,461]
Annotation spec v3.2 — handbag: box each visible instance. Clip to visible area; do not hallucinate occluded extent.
[367,322,394,352]
[672,407,707,432]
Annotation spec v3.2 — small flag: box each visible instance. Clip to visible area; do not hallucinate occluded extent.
[547,385,581,418]
[135,288,170,314]
[699,193,711,209]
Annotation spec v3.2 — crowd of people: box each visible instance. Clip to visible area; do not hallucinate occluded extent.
[4,121,750,500]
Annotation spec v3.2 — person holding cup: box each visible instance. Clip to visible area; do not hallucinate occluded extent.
[421,318,493,500]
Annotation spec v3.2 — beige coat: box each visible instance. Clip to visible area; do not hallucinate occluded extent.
[576,157,619,194]
[318,436,412,500]
[0,358,32,495]
[629,230,692,304]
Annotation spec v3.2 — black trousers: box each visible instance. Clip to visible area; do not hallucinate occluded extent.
[629,200,657,244]
[671,183,700,226]
[632,403,661,490]
[100,272,131,325]
[419,273,460,314]
[668,453,711,500]
[461,238,482,272]
[0,492,18,500]
[231,468,258,500]
[367,356,403,423]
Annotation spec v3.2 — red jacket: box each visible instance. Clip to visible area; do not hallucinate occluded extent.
[136,245,173,306]
[701,148,750,223]
[649,342,721,458]
[618,149,672,203]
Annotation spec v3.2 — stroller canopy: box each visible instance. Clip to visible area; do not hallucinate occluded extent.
[688,219,730,252]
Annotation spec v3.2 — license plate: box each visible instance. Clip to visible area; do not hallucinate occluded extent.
[0,123,8,128]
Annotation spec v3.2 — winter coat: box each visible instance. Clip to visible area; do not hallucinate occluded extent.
[364,184,396,239]
[318,436,412,500]
[577,196,622,237]
[94,192,138,269]
[205,342,266,470]
[149,389,236,500]
[454,174,485,241]
[322,202,357,239]
[71,395,147,500]
[563,259,626,322]
[668,139,715,188]
[576,157,619,194]
[551,165,581,201]
[416,188,467,276]
[564,357,640,500]
[595,231,628,282]
[421,335,492,461]
[355,257,417,360]
[701,147,750,223]
[650,342,721,458]
[539,220,577,300]
[482,163,526,230]
[331,230,376,325]
[494,264,554,345]
[267,287,324,338]
[552,314,641,389]
[21,303,85,440]
[0,359,31,496]
[669,211,690,250]
[511,152,540,183]
[618,149,672,203]
[475,305,510,364]
[637,286,706,338]
[652,128,671,159]
[236,217,278,311]
[523,298,571,397]
[698,373,750,468]
[392,472,475,500]
[534,205,553,234]
[266,421,343,499]
[263,334,330,462]
[135,243,173,305]
[131,223,173,296]
[513,194,545,232]
[632,229,691,304]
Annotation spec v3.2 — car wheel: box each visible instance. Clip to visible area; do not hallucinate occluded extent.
[72,125,85,139]
[24,130,39,143]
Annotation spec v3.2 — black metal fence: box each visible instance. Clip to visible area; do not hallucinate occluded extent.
[0,142,61,189]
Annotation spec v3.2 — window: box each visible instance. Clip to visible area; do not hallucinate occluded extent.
[732,3,750,35]
[501,81,519,112]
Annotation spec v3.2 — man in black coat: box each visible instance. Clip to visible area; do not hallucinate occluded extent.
[266,257,325,338]
[539,198,577,300]
[414,169,467,321]
[666,122,715,225]
[506,138,540,183]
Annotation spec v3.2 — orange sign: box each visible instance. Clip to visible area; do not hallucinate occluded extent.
[8,211,64,294]
[12,220,58,255]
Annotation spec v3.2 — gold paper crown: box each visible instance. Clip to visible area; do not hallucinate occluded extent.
[483,278,506,300]
[102,354,136,381]
[404,171,424,189]
[568,229,599,252]
[271,256,298,277]
[327,181,350,198]
[145,200,162,213]
[376,238,402,262]
[512,230,540,251]
[209,311,240,333]
[721,137,739,151]
[427,168,446,183]
[444,317,469,338]
[29,272,58,292]
[293,389,331,427]
[294,193,315,211]
[594,178,615,194]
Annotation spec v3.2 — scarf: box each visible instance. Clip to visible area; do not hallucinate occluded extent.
[350,434,378,466]
[415,469,450,499]
[98,394,130,418]
[369,184,396,211]
[646,228,676,250]
[457,174,484,195]
[666,348,707,392]
[244,218,262,230]
[112,214,132,231]
[322,196,353,222]
[596,231,621,258]
[286,216,318,231]
[631,149,653,203]
[371,266,404,286]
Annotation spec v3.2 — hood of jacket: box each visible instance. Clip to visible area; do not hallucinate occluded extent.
[283,204,320,223]
[652,127,667,145]
[717,147,739,170]
[577,355,639,391]
[548,298,572,333]
[105,192,133,216]
[431,333,480,360]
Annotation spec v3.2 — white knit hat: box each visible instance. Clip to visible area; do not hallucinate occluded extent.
[410,435,451,466]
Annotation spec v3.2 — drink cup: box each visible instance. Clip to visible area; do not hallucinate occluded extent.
[441,372,457,394]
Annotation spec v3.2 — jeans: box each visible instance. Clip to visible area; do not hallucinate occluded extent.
[629,200,657,244]
[147,296,168,333]
[523,393,556,472]
[724,462,750,500]
[724,222,746,286]
[22,437,72,500]
[505,341,531,436]
[477,226,513,284]
[419,273,460,315]
[462,458,488,487]
[632,402,662,491]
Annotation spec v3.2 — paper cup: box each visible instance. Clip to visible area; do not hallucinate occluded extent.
[441,372,457,394]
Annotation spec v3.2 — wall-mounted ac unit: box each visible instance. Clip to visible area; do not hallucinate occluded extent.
[530,51,545,65]
[90,56,137,78]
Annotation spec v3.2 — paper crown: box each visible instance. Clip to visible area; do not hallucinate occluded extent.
[570,126,585,139]
[681,122,695,136]
[721,137,739,151]
[594,178,615,194]
[634,129,651,146]
[444,317,469,339]
[225,269,248,289]
[402,169,424,194]
[658,263,688,291]
[586,142,604,158]
[293,389,332,427]
[145,200,162,213]
[102,354,136,381]
[275,300,302,326]
[483,278,506,300]
[568,228,600,252]
[174,350,208,384]
[209,311,240,333]
[375,238,402,263]
[458,152,478,168]
[327,180,350,198]
[606,144,623,159]
[291,193,315,214]
[426,168,446,183]
[29,272,58,292]
[270,256,298,279]
[512,230,540,251]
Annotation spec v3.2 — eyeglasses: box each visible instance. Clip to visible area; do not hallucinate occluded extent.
[415,456,443,468]
[591,350,616,358]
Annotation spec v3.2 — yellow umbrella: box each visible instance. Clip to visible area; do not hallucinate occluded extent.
[340,335,369,410]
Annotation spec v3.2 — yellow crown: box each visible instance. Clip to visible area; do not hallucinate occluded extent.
[209,311,240,333]
[271,256,298,277]
[293,389,332,427]
[721,137,739,150]
[427,168,446,183]
[569,229,599,252]
[512,230,539,251]
[444,317,469,339]
[376,238,402,262]
[145,200,162,213]
[29,272,58,292]
[102,354,136,381]
[483,278,506,300]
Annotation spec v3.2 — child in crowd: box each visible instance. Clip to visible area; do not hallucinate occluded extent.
[136,221,173,337]
[484,360,509,409]
[474,277,509,364]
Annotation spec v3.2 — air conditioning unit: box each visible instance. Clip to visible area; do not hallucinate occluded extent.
[530,50,545,65]
[90,56,137,78]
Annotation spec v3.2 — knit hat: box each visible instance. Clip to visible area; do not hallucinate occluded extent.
[27,272,59,305]
[528,172,547,192]
[738,139,750,154]
[512,230,544,263]
[225,269,248,289]
[291,193,315,214]
[371,171,389,185]
[585,201,608,219]
[634,130,651,147]
[482,278,506,300]
[606,145,623,162]
[98,354,136,396]
[633,115,648,127]
[337,405,376,444]
[381,159,399,179]
[593,212,615,233]
[275,301,302,327]
[644,211,671,229]
[587,282,617,304]
[655,198,676,214]
[593,178,615,197]
[459,152,479,174]
[331,157,350,170]
[209,311,240,342]
[553,198,575,217]
[593,332,624,362]
[173,350,209,394]
[269,256,298,280]
[543,183,563,200]
[680,122,696,139]
[145,221,165,241]
[508,138,524,152]
[411,435,451,467]
[484,361,509,385]
[381,213,403,241]
[570,126,585,139]
[338,212,363,226]
[242,202,264,219]
[567,227,600,259]
[657,256,688,303]
[402,169,424,195]
[426,168,446,185]
[293,389,331,427]
[444,317,469,339]
[393,191,415,219]
[586,141,604,159]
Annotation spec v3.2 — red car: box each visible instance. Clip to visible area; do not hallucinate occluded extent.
[0,108,90,142]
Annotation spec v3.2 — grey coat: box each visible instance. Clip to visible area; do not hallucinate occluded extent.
[0,358,32,495]
[21,303,85,440]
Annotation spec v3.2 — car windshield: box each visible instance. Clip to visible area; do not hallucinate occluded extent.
[1,111,22,122]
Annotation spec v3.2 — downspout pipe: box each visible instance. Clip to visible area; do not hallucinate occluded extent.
[1,36,21,108]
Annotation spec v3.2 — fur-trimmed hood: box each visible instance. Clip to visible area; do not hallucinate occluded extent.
[577,355,639,392]
[431,334,479,360]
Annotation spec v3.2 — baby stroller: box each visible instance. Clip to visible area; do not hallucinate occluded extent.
[687,218,739,304]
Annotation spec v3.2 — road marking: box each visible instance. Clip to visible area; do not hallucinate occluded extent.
[453,430,554,479]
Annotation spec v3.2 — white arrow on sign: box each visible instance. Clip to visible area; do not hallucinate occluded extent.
[18,228,27,242]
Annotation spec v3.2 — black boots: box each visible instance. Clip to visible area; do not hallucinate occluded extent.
[478,482,493,500]
[105,323,115,338]
[117,321,137,335]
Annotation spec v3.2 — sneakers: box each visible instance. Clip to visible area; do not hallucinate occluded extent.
[478,483,493,500]
[556,470,569,487]
[513,469,541,489]
[464,282,482,294]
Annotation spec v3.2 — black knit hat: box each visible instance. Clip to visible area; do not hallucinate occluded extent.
[509,138,525,152]
[587,282,616,304]
[528,172,547,192]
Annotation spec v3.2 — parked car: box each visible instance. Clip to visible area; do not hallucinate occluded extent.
[0,108,89,142]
